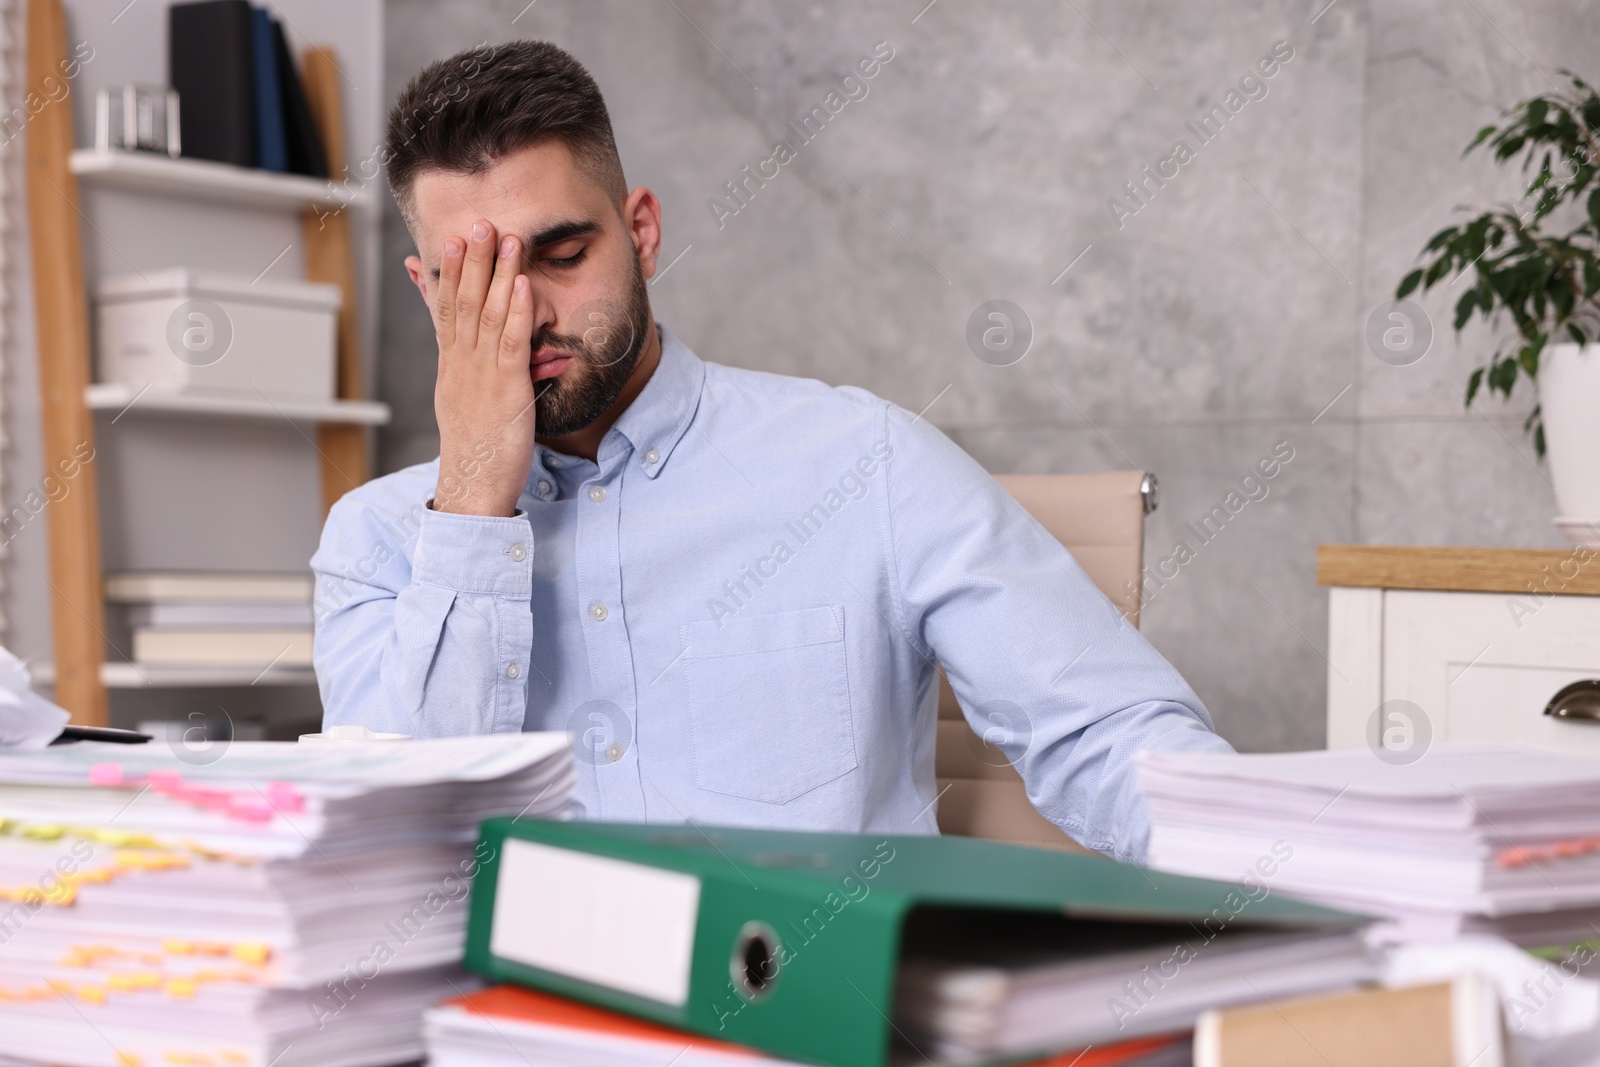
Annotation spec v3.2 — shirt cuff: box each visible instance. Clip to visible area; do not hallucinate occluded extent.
[412,506,534,596]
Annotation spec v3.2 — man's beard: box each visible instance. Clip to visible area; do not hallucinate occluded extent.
[532,258,652,438]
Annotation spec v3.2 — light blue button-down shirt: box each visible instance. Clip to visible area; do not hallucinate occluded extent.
[311,324,1232,862]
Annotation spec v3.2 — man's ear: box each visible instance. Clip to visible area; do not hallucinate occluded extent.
[622,186,664,281]
[404,255,431,307]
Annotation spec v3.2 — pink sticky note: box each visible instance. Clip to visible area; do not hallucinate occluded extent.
[88,763,123,787]
[264,782,304,814]
[227,797,275,823]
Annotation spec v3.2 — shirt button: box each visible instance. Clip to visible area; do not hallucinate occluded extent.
[508,543,527,562]
[588,485,606,503]
[506,663,520,679]
[537,480,552,496]
[644,449,660,465]
[546,455,563,469]
[605,743,623,762]
[589,602,608,622]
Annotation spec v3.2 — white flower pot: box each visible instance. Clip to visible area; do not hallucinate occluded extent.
[1538,342,1600,547]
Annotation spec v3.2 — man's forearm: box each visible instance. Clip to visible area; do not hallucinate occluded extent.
[313,500,535,736]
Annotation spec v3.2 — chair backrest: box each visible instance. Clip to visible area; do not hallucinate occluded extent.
[934,470,1153,851]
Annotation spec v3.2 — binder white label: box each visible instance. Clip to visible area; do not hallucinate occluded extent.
[490,838,703,1006]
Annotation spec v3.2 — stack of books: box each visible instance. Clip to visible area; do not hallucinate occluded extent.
[108,571,314,669]
[0,734,573,1066]
[1137,743,1600,947]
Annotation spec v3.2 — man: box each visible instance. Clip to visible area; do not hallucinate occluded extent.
[312,39,1234,863]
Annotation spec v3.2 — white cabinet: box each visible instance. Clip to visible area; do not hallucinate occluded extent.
[1322,546,1600,756]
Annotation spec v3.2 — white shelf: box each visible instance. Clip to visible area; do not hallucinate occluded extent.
[70,149,372,212]
[86,383,391,425]
[28,662,318,689]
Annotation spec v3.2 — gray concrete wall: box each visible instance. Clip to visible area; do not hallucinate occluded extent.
[379,0,1596,751]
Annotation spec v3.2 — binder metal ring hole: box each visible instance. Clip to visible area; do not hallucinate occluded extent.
[731,921,780,1002]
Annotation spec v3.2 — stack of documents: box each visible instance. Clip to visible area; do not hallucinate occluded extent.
[1137,743,1600,945]
[0,734,573,1067]
[893,921,1372,1063]
[425,985,1192,1067]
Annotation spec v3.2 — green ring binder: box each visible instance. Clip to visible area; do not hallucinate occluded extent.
[464,819,1371,1067]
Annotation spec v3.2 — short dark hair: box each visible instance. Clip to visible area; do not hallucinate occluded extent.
[385,40,627,229]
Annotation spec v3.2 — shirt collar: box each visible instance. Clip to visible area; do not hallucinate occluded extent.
[599,322,705,479]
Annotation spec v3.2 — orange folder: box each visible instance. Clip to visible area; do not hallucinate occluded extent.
[443,984,1185,1066]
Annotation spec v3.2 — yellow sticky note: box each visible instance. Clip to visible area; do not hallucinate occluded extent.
[45,884,79,906]
[162,978,197,999]
[231,942,271,966]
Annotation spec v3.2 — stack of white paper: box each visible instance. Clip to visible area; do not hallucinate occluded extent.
[1137,743,1600,945]
[895,928,1372,1061]
[0,734,573,1067]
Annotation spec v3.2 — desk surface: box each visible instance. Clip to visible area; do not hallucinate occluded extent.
[1316,544,1600,595]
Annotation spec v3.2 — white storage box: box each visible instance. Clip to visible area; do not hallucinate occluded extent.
[96,269,340,402]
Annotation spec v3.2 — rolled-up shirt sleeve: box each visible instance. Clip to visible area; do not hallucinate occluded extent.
[311,492,534,737]
[879,404,1235,863]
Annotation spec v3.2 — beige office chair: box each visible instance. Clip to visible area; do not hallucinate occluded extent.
[934,470,1157,851]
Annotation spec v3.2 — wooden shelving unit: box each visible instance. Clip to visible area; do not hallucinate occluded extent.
[24,0,378,723]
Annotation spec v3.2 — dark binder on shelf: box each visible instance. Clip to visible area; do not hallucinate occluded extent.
[465,820,1375,1067]
[271,16,329,178]
[249,6,288,172]
[168,0,257,167]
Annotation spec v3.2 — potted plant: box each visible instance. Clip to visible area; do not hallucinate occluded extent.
[1397,70,1600,545]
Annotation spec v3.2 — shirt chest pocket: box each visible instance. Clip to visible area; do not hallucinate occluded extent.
[681,605,858,805]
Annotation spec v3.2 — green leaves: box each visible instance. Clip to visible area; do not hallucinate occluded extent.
[1401,70,1600,459]
[1489,355,1520,394]
[1524,404,1546,458]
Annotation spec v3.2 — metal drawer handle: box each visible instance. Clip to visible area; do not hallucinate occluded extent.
[1545,680,1600,723]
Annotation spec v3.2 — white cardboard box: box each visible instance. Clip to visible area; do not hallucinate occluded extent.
[96,269,340,402]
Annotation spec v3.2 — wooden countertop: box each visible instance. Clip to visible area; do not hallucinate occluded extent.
[1317,544,1600,596]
